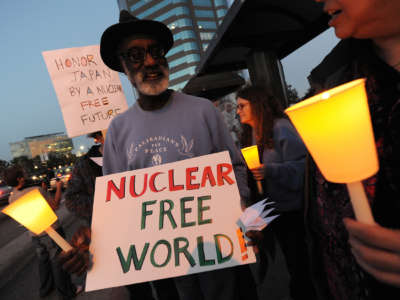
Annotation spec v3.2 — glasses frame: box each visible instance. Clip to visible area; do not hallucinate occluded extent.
[236,103,249,111]
[119,44,165,64]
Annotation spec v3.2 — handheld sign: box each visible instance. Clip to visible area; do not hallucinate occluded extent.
[2,188,72,251]
[42,45,128,137]
[85,151,256,291]
[285,78,378,224]
[241,145,263,195]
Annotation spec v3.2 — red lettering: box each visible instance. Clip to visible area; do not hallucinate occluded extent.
[217,163,235,186]
[65,58,72,68]
[80,101,89,110]
[81,56,87,66]
[168,169,184,191]
[150,172,166,192]
[106,177,126,201]
[186,167,200,190]
[201,166,217,187]
[94,99,101,107]
[101,97,109,105]
[87,54,96,66]
[129,174,148,197]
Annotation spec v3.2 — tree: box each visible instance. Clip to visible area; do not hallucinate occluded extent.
[0,159,10,178]
[301,86,316,100]
[286,84,300,105]
[46,152,77,169]
[10,156,34,173]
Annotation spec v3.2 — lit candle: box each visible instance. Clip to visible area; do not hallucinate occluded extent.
[241,145,263,195]
[2,188,72,251]
[285,78,378,224]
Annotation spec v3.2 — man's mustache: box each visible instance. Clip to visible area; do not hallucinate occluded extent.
[143,65,165,73]
[127,59,168,76]
[141,65,168,79]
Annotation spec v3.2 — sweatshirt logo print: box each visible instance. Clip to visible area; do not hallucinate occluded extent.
[126,135,194,166]
[178,135,194,158]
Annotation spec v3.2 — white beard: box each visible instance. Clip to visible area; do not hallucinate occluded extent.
[134,69,169,96]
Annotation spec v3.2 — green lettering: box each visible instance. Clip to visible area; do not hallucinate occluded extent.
[180,196,195,228]
[141,200,157,229]
[174,237,196,267]
[159,199,177,230]
[197,236,215,266]
[150,240,171,268]
[214,234,233,264]
[198,195,212,225]
[116,243,149,273]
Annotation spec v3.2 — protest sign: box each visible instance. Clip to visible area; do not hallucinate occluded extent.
[42,45,128,137]
[85,151,256,291]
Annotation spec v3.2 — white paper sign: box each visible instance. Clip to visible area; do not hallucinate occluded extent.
[42,45,128,137]
[86,151,256,291]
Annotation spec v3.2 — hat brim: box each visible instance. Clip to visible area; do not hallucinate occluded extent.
[100,19,173,72]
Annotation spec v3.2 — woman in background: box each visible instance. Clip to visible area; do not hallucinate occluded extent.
[236,86,314,300]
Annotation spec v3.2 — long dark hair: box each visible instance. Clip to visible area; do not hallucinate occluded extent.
[237,85,286,149]
[3,165,24,187]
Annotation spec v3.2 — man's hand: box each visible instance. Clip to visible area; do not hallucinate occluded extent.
[344,217,400,287]
[47,200,59,211]
[48,180,63,210]
[56,180,63,190]
[58,226,92,276]
[71,226,91,249]
[245,230,264,254]
[41,181,48,191]
[251,164,266,181]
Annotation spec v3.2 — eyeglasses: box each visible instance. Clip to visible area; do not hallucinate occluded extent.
[119,44,165,64]
[236,103,249,110]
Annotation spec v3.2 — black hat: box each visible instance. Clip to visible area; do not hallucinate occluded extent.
[87,131,102,139]
[100,10,174,72]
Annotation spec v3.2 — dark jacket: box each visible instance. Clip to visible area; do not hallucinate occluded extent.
[305,38,400,300]
[65,145,103,224]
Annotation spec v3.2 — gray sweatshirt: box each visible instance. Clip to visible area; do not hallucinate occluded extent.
[103,91,250,206]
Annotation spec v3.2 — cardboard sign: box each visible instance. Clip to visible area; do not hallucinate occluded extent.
[42,45,128,137]
[86,151,256,291]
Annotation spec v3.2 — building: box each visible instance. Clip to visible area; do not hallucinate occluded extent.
[117,0,229,91]
[9,132,74,160]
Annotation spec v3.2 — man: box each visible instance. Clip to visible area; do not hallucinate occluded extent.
[61,10,250,300]
[64,131,104,225]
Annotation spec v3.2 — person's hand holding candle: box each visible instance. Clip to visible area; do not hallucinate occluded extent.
[59,226,92,276]
[250,164,266,181]
[245,230,264,254]
[344,218,400,287]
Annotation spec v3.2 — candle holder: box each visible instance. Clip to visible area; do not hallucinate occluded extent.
[285,78,378,224]
[2,188,72,251]
[241,145,263,195]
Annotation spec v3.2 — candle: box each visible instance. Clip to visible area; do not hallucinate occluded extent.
[241,145,263,195]
[285,78,378,224]
[2,188,72,251]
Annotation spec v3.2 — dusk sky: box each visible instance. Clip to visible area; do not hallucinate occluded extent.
[0,0,339,162]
